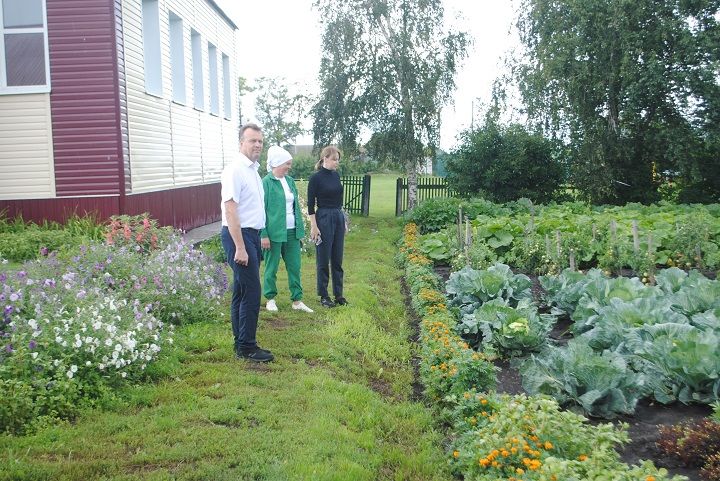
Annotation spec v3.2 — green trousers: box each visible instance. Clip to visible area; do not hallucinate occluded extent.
[263,228,304,301]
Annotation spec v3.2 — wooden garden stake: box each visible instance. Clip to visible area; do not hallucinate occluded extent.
[545,234,551,258]
[457,207,463,250]
[632,220,639,253]
[555,230,562,259]
[696,245,704,269]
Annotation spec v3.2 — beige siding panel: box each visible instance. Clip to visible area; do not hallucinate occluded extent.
[201,115,223,182]
[0,94,56,199]
[122,0,237,193]
[170,103,203,185]
[222,121,237,167]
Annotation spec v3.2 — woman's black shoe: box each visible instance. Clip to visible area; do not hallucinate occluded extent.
[335,297,348,306]
[320,297,336,308]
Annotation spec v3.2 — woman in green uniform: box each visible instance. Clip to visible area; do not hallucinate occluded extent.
[260,146,313,313]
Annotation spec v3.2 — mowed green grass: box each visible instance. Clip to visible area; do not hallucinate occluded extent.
[0,195,451,480]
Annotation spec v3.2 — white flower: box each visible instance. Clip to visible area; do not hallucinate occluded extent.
[31,352,38,359]
[66,370,74,379]
[28,319,38,330]
[53,359,61,367]
[104,338,113,346]
[121,372,127,378]
[70,364,78,373]
[85,361,91,366]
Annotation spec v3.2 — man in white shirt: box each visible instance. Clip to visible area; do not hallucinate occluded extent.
[220,123,274,362]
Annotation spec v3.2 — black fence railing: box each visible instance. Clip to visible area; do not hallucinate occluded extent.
[395,176,451,216]
[342,174,371,216]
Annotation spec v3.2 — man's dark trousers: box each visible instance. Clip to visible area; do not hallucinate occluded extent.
[221,227,262,352]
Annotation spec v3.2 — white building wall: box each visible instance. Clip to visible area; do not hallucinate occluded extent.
[0,94,55,199]
[122,0,237,193]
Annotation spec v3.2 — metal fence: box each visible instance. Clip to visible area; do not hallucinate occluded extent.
[395,176,451,216]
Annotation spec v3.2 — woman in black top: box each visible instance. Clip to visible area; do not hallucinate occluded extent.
[308,146,347,308]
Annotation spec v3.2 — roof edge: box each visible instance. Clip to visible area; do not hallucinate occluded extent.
[205,0,238,30]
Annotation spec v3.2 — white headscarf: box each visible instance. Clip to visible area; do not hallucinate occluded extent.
[267,146,293,172]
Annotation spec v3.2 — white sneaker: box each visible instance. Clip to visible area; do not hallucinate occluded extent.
[266,299,278,311]
[292,301,314,313]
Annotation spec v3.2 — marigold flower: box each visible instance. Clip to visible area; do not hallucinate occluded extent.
[544,441,553,450]
[646,477,656,481]
[453,450,460,458]
[516,468,524,475]
[578,454,588,461]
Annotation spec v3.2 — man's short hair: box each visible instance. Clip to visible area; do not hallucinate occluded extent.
[239,123,263,142]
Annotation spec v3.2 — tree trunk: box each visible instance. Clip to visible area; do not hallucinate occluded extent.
[407,159,418,208]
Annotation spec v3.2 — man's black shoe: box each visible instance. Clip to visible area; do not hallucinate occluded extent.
[335,297,348,306]
[237,346,274,362]
[320,296,336,308]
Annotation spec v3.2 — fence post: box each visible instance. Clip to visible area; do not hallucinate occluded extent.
[361,174,371,216]
[395,177,404,217]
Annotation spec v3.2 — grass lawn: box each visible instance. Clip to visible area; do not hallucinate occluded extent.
[0,177,452,480]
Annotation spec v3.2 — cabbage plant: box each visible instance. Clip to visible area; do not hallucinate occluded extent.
[521,339,648,418]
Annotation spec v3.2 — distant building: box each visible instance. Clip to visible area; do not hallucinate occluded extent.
[0,0,238,231]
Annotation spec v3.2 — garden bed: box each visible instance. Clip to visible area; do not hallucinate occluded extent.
[438,264,715,481]
[494,357,711,481]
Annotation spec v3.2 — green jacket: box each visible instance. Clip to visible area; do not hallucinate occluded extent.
[260,174,305,242]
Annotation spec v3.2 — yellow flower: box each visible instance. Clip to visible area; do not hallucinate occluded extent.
[453,450,460,459]
[544,441,553,450]
[516,468,525,474]
[578,454,588,461]
[646,477,656,481]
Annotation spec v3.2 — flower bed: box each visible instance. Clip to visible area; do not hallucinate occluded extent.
[0,216,228,434]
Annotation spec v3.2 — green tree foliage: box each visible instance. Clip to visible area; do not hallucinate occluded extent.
[445,122,564,204]
[510,0,720,204]
[254,77,308,147]
[237,76,253,126]
[311,0,468,207]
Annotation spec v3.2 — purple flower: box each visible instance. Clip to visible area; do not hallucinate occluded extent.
[29,339,37,350]
[4,344,13,353]
[40,246,49,256]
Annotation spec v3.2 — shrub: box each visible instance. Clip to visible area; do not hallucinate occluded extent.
[445,122,565,204]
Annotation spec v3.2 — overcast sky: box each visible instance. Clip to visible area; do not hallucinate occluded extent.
[215,0,518,151]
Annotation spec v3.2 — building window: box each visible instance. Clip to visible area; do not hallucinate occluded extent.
[0,0,50,94]
[207,42,218,116]
[191,29,203,110]
[169,12,185,104]
[141,0,162,96]
[222,53,231,120]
